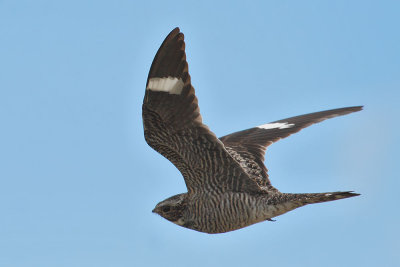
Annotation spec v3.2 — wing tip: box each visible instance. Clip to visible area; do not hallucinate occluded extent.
[348,105,363,111]
[159,27,184,48]
[171,27,180,33]
[337,105,364,116]
[146,27,187,83]
[167,27,182,39]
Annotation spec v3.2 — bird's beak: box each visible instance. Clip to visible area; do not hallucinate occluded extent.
[152,208,156,213]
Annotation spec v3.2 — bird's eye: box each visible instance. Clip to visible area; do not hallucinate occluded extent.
[162,206,171,213]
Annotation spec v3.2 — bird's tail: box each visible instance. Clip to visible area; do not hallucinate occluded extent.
[267,191,360,219]
[293,191,360,204]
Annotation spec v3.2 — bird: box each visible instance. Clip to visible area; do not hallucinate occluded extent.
[143,27,361,234]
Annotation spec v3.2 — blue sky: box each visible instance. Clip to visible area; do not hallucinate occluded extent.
[0,0,399,266]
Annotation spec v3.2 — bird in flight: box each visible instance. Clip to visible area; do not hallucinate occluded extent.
[143,28,361,234]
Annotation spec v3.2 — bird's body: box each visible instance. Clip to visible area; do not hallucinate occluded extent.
[143,28,361,234]
[181,192,272,234]
[156,191,357,234]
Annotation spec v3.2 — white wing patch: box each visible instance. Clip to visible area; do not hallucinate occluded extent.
[257,122,295,130]
[147,77,184,95]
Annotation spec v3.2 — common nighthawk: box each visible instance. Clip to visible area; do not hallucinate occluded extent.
[143,28,361,234]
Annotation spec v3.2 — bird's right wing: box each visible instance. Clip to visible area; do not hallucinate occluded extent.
[220,106,363,189]
[143,28,262,194]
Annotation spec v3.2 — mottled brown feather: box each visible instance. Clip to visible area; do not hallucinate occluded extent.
[220,106,363,188]
[143,28,262,194]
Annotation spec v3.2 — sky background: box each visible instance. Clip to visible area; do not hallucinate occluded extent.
[1,0,399,266]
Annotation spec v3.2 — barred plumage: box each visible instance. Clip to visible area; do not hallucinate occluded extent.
[145,28,361,234]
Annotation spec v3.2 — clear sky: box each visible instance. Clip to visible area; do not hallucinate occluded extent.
[0,0,399,266]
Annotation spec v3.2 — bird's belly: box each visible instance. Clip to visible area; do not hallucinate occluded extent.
[186,193,271,234]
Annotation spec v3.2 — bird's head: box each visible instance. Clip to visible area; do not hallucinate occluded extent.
[152,193,187,226]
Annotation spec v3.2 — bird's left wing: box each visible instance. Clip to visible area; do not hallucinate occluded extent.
[143,28,261,194]
[219,106,363,189]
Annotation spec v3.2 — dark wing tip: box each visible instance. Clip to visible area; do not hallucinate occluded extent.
[165,27,181,41]
[171,27,180,33]
[333,105,364,116]
[147,27,187,83]
[158,27,184,52]
[345,105,363,112]
[329,105,363,117]
[272,105,363,124]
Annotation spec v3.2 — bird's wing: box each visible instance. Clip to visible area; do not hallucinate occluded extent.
[143,28,262,194]
[219,106,363,189]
